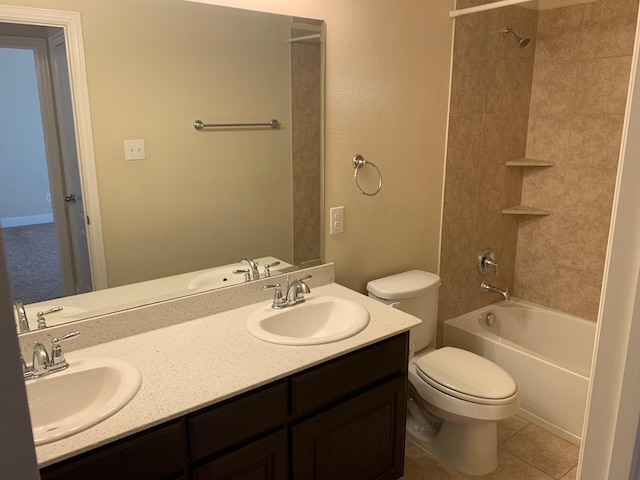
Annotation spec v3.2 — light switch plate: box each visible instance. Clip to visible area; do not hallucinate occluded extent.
[330,206,344,234]
[124,139,146,160]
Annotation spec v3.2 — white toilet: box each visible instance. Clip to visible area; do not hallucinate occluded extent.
[367,270,519,476]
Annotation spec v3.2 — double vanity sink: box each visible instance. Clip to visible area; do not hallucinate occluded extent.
[27,357,141,446]
[28,293,370,446]
[28,279,420,477]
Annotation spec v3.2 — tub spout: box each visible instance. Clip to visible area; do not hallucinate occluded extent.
[480,281,510,301]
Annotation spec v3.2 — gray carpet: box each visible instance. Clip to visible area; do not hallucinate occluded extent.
[2,223,64,303]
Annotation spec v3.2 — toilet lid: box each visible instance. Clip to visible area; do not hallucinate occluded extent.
[415,347,517,404]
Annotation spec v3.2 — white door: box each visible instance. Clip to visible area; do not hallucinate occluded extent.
[0,30,92,298]
[48,31,92,294]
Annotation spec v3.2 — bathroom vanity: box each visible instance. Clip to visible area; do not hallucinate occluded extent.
[41,334,408,479]
[31,281,420,480]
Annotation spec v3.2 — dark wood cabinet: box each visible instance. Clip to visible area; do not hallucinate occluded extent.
[292,376,406,480]
[192,429,288,480]
[40,421,187,480]
[40,333,409,480]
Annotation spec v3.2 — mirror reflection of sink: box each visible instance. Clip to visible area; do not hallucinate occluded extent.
[26,357,142,446]
[187,257,291,290]
[187,267,245,290]
[246,296,370,345]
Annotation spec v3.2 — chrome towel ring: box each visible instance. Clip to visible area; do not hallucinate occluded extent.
[352,154,383,196]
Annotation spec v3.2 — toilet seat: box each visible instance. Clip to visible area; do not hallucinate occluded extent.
[415,347,517,406]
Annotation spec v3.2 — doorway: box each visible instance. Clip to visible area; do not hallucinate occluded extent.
[0,26,92,303]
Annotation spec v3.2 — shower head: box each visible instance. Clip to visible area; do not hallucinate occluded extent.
[501,26,531,48]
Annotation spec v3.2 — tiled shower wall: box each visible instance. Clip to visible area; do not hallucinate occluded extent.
[439,0,638,340]
[291,22,322,265]
[513,0,638,320]
[438,1,538,344]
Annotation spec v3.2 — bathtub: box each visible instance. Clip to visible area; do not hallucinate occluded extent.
[443,298,596,445]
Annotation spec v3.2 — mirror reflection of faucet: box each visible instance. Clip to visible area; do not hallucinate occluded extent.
[14,300,30,333]
[234,258,283,282]
[239,257,260,280]
[36,306,64,329]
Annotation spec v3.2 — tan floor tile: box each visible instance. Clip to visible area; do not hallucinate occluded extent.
[481,450,556,480]
[498,414,530,444]
[502,424,579,479]
[403,440,466,479]
[402,440,555,480]
[560,465,577,480]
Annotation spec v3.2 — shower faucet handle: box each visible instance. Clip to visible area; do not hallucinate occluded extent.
[477,249,499,276]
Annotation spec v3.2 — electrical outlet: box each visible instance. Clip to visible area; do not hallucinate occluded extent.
[330,206,344,234]
[124,139,146,160]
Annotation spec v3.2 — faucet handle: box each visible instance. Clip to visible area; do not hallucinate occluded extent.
[36,306,63,329]
[264,284,287,309]
[264,261,281,277]
[20,352,32,379]
[50,331,80,371]
[477,249,499,276]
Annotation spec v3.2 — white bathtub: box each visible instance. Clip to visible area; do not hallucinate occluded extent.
[443,298,596,445]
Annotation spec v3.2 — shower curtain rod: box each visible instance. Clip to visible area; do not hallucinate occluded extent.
[449,0,533,18]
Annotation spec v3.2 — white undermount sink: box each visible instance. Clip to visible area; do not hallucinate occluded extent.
[26,357,142,446]
[246,295,370,345]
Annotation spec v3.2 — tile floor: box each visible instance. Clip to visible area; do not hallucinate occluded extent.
[402,415,580,480]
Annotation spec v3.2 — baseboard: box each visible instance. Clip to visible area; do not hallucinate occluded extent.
[0,214,54,228]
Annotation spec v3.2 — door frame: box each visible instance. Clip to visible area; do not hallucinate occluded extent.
[0,4,107,290]
[0,33,75,294]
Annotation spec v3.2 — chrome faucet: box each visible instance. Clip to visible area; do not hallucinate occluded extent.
[22,331,80,380]
[263,261,280,278]
[286,275,311,305]
[480,281,510,302]
[239,257,260,281]
[264,275,312,309]
[14,300,30,333]
[36,306,63,329]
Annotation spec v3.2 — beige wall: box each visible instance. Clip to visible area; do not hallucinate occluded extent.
[3,0,295,286]
[193,0,454,293]
[5,0,453,292]
[514,0,638,320]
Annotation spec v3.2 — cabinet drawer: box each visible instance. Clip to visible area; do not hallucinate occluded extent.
[188,382,288,461]
[40,421,186,480]
[291,333,408,417]
[192,429,288,480]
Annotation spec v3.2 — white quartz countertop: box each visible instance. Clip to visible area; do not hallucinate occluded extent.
[35,283,420,467]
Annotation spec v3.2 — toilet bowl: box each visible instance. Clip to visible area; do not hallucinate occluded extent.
[367,270,519,476]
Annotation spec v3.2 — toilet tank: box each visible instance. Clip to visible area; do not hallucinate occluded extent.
[366,270,441,350]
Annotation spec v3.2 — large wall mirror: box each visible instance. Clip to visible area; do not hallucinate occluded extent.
[0,0,324,333]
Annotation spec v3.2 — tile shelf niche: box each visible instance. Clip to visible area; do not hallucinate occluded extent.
[506,158,555,167]
[503,157,554,216]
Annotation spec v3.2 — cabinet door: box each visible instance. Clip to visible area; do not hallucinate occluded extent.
[192,429,287,480]
[292,376,406,480]
[39,421,186,480]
